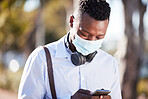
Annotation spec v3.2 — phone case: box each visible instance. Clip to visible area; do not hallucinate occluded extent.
[91,89,111,96]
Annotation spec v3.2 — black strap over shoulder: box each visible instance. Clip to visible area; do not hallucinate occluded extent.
[43,46,57,99]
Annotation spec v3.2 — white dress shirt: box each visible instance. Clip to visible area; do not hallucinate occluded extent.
[18,35,122,99]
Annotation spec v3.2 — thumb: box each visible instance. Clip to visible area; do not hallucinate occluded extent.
[100,95,104,99]
[78,89,91,95]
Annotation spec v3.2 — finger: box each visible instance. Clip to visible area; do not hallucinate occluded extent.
[78,89,91,95]
[71,92,91,99]
[104,95,111,99]
[82,94,92,99]
[76,92,92,99]
[91,96,100,99]
[100,95,111,99]
[100,95,104,99]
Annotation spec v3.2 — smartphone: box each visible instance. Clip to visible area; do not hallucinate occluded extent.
[91,89,111,96]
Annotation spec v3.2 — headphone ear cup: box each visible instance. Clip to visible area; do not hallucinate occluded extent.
[71,52,86,66]
[86,51,97,62]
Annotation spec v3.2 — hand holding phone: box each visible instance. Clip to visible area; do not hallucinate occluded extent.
[91,89,111,96]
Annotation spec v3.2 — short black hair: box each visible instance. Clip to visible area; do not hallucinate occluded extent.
[78,0,111,21]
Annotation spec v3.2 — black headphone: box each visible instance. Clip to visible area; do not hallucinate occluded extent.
[65,33,97,66]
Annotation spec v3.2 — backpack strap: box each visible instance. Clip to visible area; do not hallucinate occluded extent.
[43,46,57,99]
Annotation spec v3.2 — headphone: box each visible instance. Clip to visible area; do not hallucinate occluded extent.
[65,33,97,66]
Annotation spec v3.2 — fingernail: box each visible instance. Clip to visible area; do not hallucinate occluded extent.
[100,95,104,99]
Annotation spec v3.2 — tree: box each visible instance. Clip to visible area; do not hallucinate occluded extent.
[0,0,68,56]
[0,0,27,67]
[24,0,50,54]
[122,0,147,98]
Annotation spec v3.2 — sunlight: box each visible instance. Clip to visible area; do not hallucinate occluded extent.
[9,59,20,72]
[24,0,40,12]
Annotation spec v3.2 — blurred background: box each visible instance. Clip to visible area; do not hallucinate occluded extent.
[0,0,148,99]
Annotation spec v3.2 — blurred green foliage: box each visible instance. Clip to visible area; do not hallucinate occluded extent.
[137,78,148,97]
[0,0,69,52]
[0,0,69,92]
[42,0,68,43]
[0,0,36,51]
[0,65,23,93]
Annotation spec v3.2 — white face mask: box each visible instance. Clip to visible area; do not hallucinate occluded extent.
[72,34,103,56]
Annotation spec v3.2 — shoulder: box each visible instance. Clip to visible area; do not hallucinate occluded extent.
[44,36,65,57]
[96,49,118,70]
[30,37,62,58]
[28,35,65,62]
[28,46,45,62]
[97,49,115,61]
[44,41,58,56]
[24,46,46,73]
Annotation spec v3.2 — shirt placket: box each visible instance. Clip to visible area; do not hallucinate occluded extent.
[79,66,87,89]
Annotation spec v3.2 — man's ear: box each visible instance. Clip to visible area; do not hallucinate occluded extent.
[69,15,74,28]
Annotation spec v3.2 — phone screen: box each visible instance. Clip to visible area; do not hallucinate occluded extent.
[91,89,111,96]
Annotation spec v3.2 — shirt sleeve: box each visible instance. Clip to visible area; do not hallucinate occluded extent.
[110,59,122,99]
[18,47,46,99]
[60,95,72,99]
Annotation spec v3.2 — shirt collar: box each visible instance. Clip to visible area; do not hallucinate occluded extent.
[55,35,70,58]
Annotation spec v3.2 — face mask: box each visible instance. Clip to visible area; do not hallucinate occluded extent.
[72,34,103,56]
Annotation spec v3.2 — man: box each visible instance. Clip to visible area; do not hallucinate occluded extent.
[18,0,122,99]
